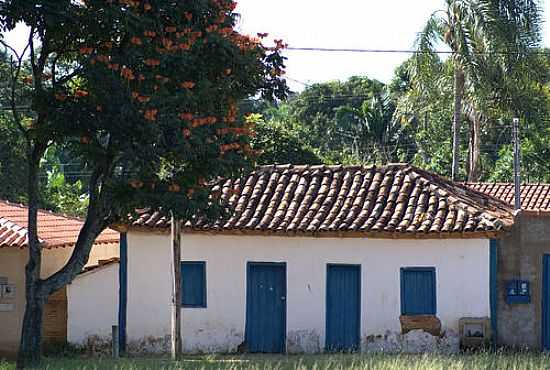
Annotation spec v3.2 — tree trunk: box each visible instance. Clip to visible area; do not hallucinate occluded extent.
[467,112,482,182]
[16,147,109,368]
[16,144,46,369]
[16,287,46,368]
[451,68,465,181]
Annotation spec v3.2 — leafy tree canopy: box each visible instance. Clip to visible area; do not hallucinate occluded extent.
[0,0,287,365]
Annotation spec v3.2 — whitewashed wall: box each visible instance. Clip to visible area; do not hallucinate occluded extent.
[124,233,490,353]
[67,263,119,344]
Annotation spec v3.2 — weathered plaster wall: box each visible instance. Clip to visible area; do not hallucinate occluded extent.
[497,214,550,349]
[123,233,490,353]
[0,249,28,358]
[0,243,119,358]
[67,263,119,344]
[0,248,74,358]
[41,243,120,279]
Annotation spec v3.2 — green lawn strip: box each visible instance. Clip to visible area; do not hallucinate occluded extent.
[2,353,550,370]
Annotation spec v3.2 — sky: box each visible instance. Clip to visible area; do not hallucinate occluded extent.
[4,1,550,91]
[235,0,550,90]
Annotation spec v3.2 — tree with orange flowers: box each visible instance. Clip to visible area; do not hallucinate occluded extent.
[0,0,287,367]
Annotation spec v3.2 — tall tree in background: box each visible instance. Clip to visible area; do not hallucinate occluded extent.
[415,0,542,181]
[0,0,286,366]
[288,76,385,161]
[335,90,403,164]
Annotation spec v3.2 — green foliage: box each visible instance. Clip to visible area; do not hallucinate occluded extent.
[0,2,288,360]
[0,0,288,223]
[0,114,27,202]
[409,0,544,180]
[257,49,550,182]
[251,115,322,165]
[288,77,385,156]
[39,148,88,217]
[269,76,416,165]
[395,48,550,182]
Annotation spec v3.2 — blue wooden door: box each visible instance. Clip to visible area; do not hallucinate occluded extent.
[325,264,361,352]
[245,263,286,353]
[543,255,550,350]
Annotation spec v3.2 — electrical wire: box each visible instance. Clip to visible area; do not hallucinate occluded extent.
[285,46,550,56]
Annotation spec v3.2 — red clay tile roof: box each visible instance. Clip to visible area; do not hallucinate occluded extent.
[466,183,550,212]
[132,164,514,238]
[0,200,119,249]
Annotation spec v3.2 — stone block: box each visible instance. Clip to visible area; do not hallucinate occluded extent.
[400,315,442,336]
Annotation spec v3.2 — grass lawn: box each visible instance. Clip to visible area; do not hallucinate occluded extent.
[2,353,550,370]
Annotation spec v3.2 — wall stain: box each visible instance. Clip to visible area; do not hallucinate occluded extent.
[363,329,459,354]
[287,330,321,353]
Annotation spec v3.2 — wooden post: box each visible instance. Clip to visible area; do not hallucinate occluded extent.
[112,325,119,359]
[512,117,521,210]
[171,214,182,360]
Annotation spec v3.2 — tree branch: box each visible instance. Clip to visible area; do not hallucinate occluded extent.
[5,30,33,141]
[39,165,110,295]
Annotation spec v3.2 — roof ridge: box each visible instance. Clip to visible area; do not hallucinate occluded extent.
[406,167,515,222]
[254,163,411,173]
[465,182,550,186]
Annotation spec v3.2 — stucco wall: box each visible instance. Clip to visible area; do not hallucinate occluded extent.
[0,243,119,358]
[67,264,119,344]
[124,233,490,353]
[497,214,550,349]
[0,249,28,357]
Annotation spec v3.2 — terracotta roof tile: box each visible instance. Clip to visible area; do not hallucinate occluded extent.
[0,200,119,249]
[466,183,550,212]
[132,164,514,238]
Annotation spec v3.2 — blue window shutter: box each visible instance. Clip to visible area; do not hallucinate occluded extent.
[400,267,436,315]
[181,261,206,308]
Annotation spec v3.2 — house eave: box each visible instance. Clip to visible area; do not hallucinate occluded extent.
[123,225,509,240]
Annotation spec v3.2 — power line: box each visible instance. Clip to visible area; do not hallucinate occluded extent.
[285,46,550,56]
[285,76,311,87]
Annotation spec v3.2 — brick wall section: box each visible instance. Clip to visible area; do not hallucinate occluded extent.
[497,214,550,349]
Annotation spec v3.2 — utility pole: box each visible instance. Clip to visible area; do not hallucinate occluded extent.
[170,213,182,360]
[512,117,521,211]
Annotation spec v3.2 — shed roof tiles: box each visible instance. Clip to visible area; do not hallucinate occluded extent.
[466,183,550,212]
[0,200,119,249]
[132,164,514,238]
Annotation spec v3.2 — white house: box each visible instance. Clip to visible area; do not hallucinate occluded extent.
[67,164,514,353]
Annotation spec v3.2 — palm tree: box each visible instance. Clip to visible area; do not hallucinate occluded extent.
[415,0,542,181]
[335,90,405,164]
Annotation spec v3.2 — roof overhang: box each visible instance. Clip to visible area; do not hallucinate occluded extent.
[123,224,510,240]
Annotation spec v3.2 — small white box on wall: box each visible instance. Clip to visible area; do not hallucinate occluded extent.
[1,284,16,299]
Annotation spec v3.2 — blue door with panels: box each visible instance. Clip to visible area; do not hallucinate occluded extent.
[400,267,436,315]
[245,262,286,353]
[325,264,361,352]
[543,255,550,350]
